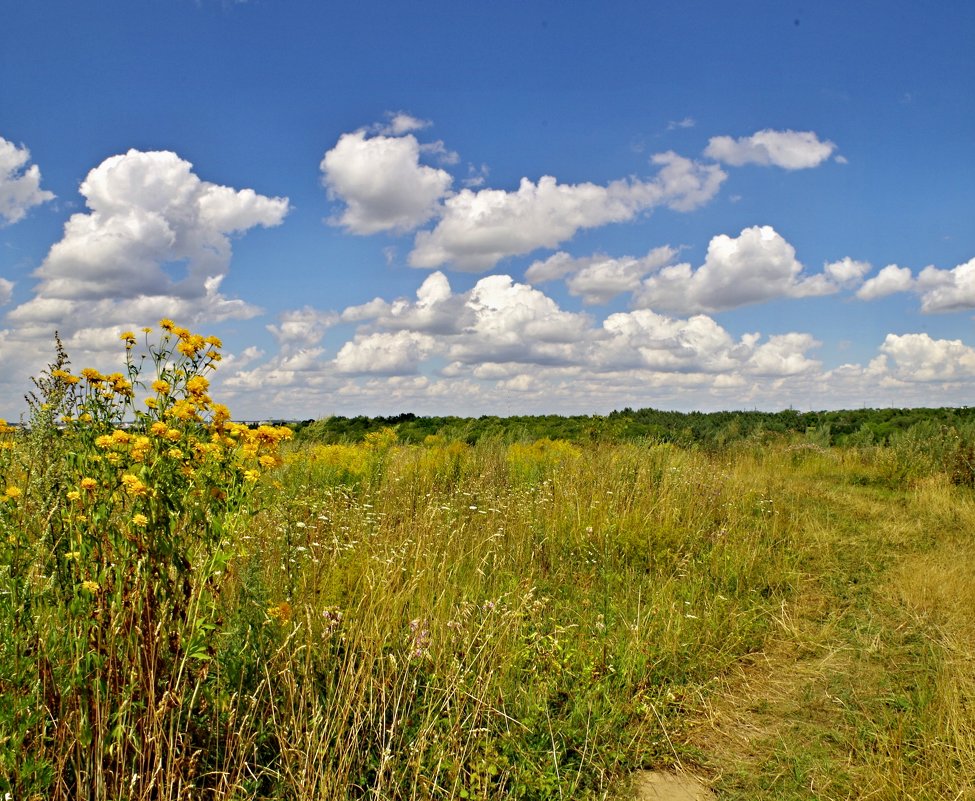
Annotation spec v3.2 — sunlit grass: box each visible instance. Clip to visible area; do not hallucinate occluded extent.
[2,333,975,799]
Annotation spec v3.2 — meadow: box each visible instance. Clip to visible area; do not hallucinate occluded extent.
[1,327,974,800]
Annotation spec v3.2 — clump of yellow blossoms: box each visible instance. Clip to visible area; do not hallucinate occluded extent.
[46,322,291,599]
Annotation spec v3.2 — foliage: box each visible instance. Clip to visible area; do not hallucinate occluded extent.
[0,323,290,800]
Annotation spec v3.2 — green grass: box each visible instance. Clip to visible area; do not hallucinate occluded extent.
[4,410,975,799]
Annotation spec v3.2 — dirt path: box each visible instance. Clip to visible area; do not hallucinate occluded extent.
[631,476,975,799]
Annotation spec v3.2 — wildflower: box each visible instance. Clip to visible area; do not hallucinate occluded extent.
[95,434,114,448]
[177,340,198,358]
[186,375,209,396]
[165,428,181,441]
[80,368,103,382]
[66,490,81,502]
[152,379,171,394]
[81,580,100,594]
[111,429,131,445]
[211,403,231,425]
[120,331,136,346]
[204,335,222,348]
[121,474,148,497]
[65,550,81,560]
[258,454,280,469]
[167,400,197,421]
[267,601,293,623]
[4,486,22,499]
[159,318,175,332]
[243,469,260,482]
[150,421,168,437]
[144,397,158,409]
[142,326,153,334]
[167,448,183,459]
[132,513,148,527]
[79,478,98,492]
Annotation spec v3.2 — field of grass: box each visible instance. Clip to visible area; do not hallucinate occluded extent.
[2,329,974,800]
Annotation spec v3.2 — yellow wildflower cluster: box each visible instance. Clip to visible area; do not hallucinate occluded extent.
[59,323,292,525]
[0,418,15,451]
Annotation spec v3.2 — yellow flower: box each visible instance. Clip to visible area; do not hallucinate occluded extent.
[121,474,148,497]
[95,434,114,448]
[65,550,81,561]
[243,469,260,482]
[150,421,168,436]
[186,375,209,396]
[165,428,182,442]
[204,335,222,348]
[142,326,153,334]
[132,513,148,527]
[79,478,98,492]
[81,580,100,594]
[152,379,171,394]
[167,447,183,459]
[119,330,136,344]
[267,601,293,623]
[111,376,133,395]
[159,318,175,332]
[111,429,131,445]
[167,401,197,421]
[177,340,198,357]
[79,413,92,423]
[144,397,158,409]
[80,368,103,381]
[4,486,22,499]
[66,490,81,502]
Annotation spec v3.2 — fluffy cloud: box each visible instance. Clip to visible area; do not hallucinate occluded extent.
[914,257,975,312]
[852,257,975,312]
[595,309,753,373]
[745,333,821,376]
[526,246,678,304]
[266,307,338,347]
[0,136,55,225]
[332,271,820,385]
[880,332,975,381]
[704,129,836,169]
[823,257,871,288]
[0,278,13,306]
[855,264,914,301]
[409,154,725,271]
[633,225,837,313]
[378,112,431,136]
[320,130,452,234]
[334,330,436,375]
[7,149,288,338]
[343,272,592,369]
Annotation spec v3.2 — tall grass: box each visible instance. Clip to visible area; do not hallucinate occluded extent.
[2,329,975,799]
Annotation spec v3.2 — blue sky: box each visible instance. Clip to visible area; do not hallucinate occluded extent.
[1,0,973,418]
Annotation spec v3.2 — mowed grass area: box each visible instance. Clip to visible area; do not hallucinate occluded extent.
[2,353,974,799]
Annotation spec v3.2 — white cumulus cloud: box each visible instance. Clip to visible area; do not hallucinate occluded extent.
[914,257,975,312]
[320,130,453,234]
[855,264,914,301]
[408,155,725,271]
[880,332,975,381]
[0,136,55,225]
[266,307,338,347]
[634,225,837,314]
[8,149,288,336]
[334,330,436,375]
[526,246,678,304]
[704,129,836,170]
